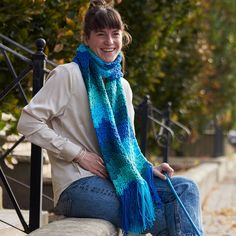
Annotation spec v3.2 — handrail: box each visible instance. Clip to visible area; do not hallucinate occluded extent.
[150,105,162,115]
[0,167,30,233]
[6,175,53,203]
[0,43,32,64]
[151,106,191,141]
[0,33,57,67]
[171,120,191,136]
[170,120,191,142]
[135,96,190,141]
[148,115,175,139]
[0,136,25,161]
[0,65,32,101]
[0,33,34,54]
[1,47,29,104]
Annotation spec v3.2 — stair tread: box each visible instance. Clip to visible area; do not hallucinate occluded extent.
[0,209,48,236]
[0,209,28,235]
[0,209,29,230]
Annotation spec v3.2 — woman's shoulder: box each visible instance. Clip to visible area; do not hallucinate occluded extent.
[121,77,130,86]
[53,62,81,74]
[121,78,132,90]
[46,62,82,82]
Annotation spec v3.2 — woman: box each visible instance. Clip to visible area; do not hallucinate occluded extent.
[17,1,204,235]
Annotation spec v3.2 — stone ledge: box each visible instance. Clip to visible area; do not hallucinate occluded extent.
[182,155,236,204]
[28,218,119,236]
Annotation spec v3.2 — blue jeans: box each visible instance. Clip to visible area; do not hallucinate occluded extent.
[55,176,204,236]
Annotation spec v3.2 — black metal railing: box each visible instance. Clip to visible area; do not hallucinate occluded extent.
[0,35,49,233]
[134,96,191,161]
[0,34,191,233]
[1,35,32,234]
[28,38,47,232]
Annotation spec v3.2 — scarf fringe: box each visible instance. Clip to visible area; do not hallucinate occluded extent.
[120,181,156,235]
[145,164,163,207]
[120,165,163,235]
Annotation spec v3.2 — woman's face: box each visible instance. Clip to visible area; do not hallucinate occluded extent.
[85,28,122,62]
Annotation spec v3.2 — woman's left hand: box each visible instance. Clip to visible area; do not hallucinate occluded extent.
[152,163,174,180]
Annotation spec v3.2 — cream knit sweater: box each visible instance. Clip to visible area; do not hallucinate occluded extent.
[17,62,135,205]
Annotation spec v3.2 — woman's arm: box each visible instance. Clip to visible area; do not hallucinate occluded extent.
[122,79,135,132]
[17,65,83,162]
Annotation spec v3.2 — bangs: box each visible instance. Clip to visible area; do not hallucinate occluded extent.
[90,8,123,32]
[83,5,132,46]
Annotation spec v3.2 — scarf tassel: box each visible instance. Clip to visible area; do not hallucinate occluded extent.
[120,180,156,235]
[145,164,163,206]
[120,165,162,235]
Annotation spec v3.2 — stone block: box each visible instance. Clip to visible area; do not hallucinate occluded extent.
[28,218,119,236]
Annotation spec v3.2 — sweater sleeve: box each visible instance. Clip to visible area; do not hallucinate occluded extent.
[17,65,83,162]
[122,79,135,133]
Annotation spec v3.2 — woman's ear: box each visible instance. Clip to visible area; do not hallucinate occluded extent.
[84,35,89,45]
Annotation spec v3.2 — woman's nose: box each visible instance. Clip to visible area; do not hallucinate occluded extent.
[105,34,114,44]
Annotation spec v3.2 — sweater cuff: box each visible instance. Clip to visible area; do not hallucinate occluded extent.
[60,140,83,162]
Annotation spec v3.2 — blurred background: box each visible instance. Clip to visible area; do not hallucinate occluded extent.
[1,0,236,160]
[1,1,236,235]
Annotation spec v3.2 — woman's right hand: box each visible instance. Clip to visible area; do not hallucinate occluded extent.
[73,151,108,179]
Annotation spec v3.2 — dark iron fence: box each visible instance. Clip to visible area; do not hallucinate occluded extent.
[0,34,190,233]
[28,38,46,232]
[0,35,50,233]
[134,97,191,160]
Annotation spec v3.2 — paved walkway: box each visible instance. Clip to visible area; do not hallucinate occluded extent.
[202,167,236,236]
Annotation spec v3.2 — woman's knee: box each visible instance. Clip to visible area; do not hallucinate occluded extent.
[172,176,200,199]
[154,175,200,203]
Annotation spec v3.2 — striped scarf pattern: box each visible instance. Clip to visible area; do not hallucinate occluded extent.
[73,44,162,235]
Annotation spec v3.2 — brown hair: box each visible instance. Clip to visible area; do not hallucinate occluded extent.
[81,0,132,47]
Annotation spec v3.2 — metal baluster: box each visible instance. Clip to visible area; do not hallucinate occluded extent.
[29,38,46,232]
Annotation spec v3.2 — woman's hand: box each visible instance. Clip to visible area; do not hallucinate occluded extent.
[73,151,108,179]
[152,163,174,180]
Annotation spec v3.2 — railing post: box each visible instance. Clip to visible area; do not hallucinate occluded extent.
[29,38,46,232]
[162,102,171,163]
[140,95,151,156]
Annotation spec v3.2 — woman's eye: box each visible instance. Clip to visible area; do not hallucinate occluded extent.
[113,32,121,37]
[96,32,105,36]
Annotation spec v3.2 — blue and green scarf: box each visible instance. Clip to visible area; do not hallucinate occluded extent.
[73,44,162,235]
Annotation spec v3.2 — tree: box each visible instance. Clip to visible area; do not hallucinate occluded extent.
[0,0,88,134]
[117,1,210,132]
[1,0,236,156]
[200,0,236,130]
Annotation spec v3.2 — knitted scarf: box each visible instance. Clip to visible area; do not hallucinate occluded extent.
[73,44,162,235]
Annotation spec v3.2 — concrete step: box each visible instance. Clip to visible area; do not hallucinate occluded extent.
[0,209,48,236]
[0,209,28,236]
[0,158,53,211]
